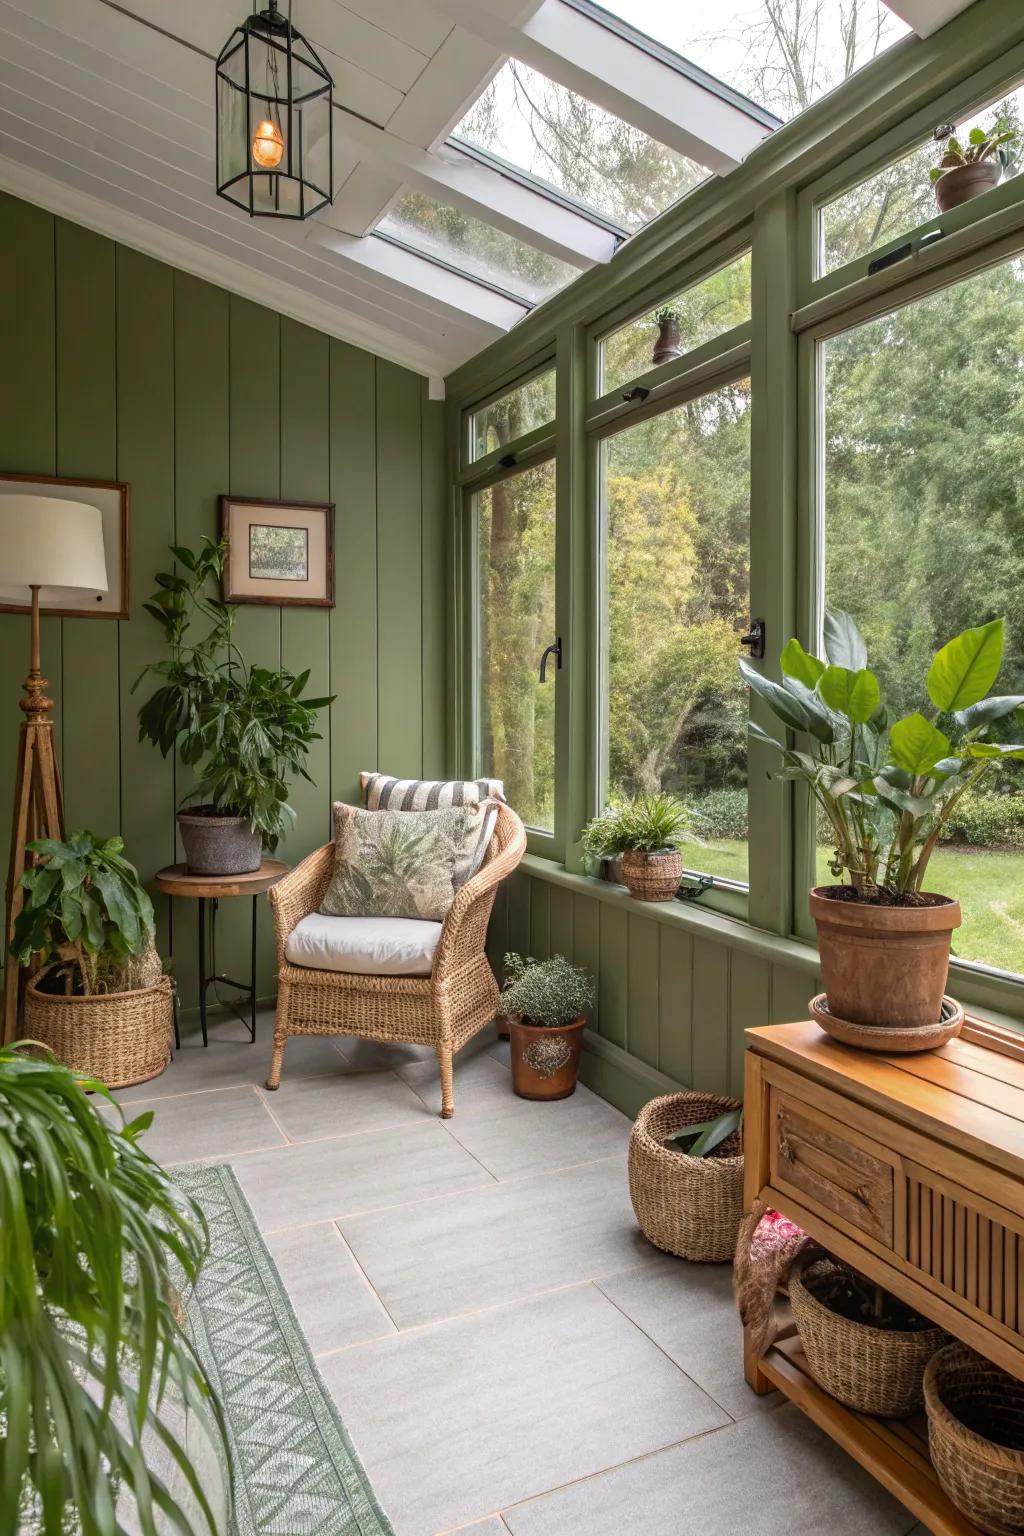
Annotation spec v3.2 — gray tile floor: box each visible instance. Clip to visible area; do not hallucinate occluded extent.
[117,1013,927,1536]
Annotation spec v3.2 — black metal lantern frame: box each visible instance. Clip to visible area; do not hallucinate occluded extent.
[216,2,334,220]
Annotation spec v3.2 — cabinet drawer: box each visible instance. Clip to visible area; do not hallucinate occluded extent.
[770,1091,895,1247]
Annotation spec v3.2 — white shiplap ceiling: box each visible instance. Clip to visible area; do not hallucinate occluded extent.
[0,0,968,388]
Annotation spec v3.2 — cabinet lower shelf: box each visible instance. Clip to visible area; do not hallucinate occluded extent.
[760,1336,981,1536]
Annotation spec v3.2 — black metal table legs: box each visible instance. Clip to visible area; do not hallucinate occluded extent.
[196,894,259,1047]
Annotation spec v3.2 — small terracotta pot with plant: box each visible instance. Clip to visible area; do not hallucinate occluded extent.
[743,609,1024,1038]
[931,123,1016,214]
[582,793,693,902]
[500,952,596,1101]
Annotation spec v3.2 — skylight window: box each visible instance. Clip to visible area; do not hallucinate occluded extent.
[377,192,577,306]
[591,0,912,122]
[451,60,711,233]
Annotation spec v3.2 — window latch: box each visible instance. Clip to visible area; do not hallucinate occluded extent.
[739,618,766,659]
[498,452,517,469]
[539,637,562,682]
[621,386,651,404]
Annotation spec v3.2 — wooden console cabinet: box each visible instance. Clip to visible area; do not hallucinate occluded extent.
[744,1019,1024,1536]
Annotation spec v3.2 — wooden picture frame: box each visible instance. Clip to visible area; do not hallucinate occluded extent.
[219,497,335,607]
[0,473,129,619]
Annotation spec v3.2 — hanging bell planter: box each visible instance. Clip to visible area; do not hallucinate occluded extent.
[216,2,334,220]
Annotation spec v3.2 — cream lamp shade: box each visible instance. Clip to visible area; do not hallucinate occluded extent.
[0,495,108,595]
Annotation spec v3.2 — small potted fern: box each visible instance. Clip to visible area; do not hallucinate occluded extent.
[500,952,595,1101]
[582,793,693,902]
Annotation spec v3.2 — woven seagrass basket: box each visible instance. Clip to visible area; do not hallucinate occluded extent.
[620,849,683,902]
[628,1091,743,1262]
[925,1343,1024,1535]
[791,1254,948,1418]
[25,968,173,1090]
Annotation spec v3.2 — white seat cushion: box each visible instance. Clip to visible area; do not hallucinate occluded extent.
[284,913,441,977]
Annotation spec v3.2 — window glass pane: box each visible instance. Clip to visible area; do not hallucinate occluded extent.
[822,260,1024,976]
[452,61,709,232]
[600,252,751,395]
[593,0,909,123]
[378,191,576,304]
[820,83,1024,274]
[603,381,751,884]
[470,370,556,461]
[476,461,556,830]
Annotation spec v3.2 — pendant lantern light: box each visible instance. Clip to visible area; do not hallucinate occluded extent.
[216,2,333,220]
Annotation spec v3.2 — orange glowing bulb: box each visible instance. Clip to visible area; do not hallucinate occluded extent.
[251,119,285,169]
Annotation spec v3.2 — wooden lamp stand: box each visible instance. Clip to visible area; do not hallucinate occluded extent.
[2,585,65,1045]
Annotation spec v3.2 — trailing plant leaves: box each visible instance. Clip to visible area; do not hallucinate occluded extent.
[823,608,868,671]
[780,638,825,688]
[888,713,952,776]
[817,665,881,724]
[927,618,1004,713]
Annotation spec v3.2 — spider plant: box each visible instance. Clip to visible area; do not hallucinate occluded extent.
[0,1043,229,1535]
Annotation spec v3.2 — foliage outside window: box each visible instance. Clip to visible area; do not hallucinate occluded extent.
[600,253,752,395]
[476,460,556,831]
[471,369,556,461]
[822,256,1024,975]
[603,380,751,885]
[819,82,1024,274]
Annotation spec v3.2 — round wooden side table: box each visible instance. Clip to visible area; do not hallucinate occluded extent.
[155,860,288,1048]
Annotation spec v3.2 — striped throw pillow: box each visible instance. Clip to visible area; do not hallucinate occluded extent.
[359,771,506,811]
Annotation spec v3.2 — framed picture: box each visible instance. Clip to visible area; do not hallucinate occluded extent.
[219,497,334,607]
[0,473,129,619]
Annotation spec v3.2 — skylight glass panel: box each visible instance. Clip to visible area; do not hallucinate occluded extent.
[591,0,912,123]
[451,61,711,232]
[378,191,577,305]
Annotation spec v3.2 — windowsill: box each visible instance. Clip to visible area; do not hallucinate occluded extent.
[520,853,1024,1031]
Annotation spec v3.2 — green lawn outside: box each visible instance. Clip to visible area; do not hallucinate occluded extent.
[691,839,1024,979]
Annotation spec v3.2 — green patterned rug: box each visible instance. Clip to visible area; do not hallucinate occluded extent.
[174,1163,394,1536]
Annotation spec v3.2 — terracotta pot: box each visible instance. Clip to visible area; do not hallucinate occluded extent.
[935,159,1000,213]
[621,849,683,902]
[177,807,262,875]
[508,1014,586,1100]
[809,885,961,1030]
[652,315,682,366]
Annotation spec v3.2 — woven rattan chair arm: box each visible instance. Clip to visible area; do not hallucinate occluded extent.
[434,806,526,978]
[268,843,334,962]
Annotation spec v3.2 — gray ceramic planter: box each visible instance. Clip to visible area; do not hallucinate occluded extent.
[177,808,262,875]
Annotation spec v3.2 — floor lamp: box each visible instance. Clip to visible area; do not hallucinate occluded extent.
[1,496,108,1045]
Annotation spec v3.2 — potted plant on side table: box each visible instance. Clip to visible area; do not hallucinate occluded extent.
[12,830,173,1089]
[743,610,1024,1046]
[501,952,596,1101]
[135,538,332,875]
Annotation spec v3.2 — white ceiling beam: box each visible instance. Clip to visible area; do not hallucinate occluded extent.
[307,222,526,332]
[323,121,616,264]
[424,0,773,173]
[882,0,978,37]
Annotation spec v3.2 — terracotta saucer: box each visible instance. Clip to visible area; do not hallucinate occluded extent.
[809,993,964,1054]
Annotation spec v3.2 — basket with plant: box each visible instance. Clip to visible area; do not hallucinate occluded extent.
[582,793,693,902]
[628,1092,744,1261]
[500,951,596,1101]
[12,829,172,1088]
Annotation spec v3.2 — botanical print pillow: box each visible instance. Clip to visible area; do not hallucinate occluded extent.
[321,803,494,922]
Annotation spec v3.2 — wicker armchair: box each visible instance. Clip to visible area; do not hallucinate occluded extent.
[265,801,526,1117]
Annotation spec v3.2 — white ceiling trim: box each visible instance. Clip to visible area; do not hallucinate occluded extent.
[882,0,978,40]
[0,148,449,392]
[424,0,773,173]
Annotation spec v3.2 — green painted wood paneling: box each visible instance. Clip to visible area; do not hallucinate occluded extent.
[376,359,423,776]
[626,913,659,1070]
[572,891,600,1031]
[329,341,378,804]
[658,926,693,1085]
[0,194,441,1028]
[55,220,119,838]
[529,878,550,961]
[507,869,531,955]
[598,903,628,1050]
[691,938,730,1093]
[548,884,573,959]
[771,960,819,1024]
[728,951,771,1097]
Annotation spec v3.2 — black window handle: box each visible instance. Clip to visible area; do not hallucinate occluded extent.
[539,637,562,681]
[739,619,766,659]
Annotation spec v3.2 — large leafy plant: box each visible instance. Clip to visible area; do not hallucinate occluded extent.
[11,832,155,995]
[135,539,332,850]
[0,1043,228,1535]
[743,611,1024,899]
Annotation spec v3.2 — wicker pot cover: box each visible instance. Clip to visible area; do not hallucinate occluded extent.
[628,1091,743,1261]
[925,1343,1024,1535]
[621,849,683,902]
[791,1254,948,1417]
[25,969,173,1090]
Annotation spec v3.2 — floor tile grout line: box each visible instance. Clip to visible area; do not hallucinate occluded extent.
[255,1082,297,1145]
[595,1284,739,1426]
[328,1218,403,1334]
